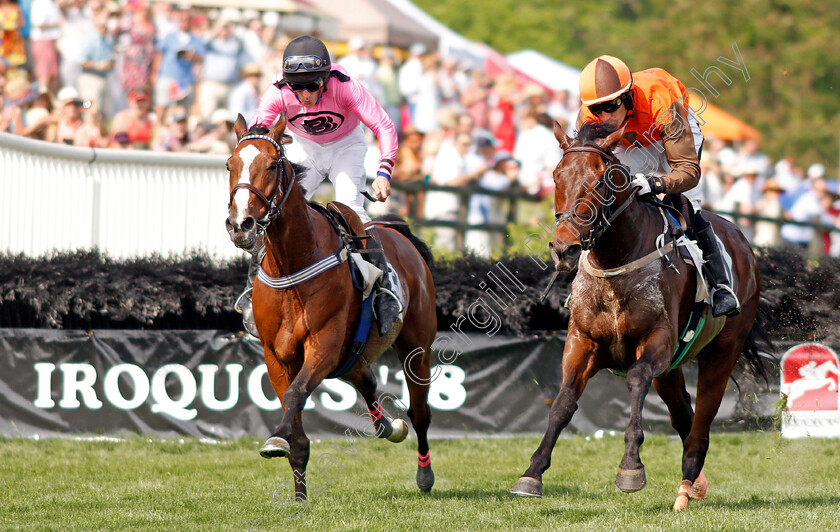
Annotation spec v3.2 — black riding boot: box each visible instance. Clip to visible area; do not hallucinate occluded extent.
[694,219,740,318]
[365,226,402,336]
[234,239,264,339]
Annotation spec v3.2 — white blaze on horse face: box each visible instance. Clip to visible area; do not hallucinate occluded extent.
[233,145,261,225]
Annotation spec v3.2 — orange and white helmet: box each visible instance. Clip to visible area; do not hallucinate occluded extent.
[579,55,633,106]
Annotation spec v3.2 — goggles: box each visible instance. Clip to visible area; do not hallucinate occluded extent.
[288,79,324,93]
[283,55,327,72]
[589,96,623,115]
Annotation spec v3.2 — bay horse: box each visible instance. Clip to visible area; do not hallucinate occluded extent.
[511,121,767,511]
[224,114,437,497]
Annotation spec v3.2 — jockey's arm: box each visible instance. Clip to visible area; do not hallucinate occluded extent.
[347,81,398,195]
[658,102,701,195]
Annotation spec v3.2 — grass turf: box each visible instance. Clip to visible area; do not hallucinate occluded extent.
[2,432,837,531]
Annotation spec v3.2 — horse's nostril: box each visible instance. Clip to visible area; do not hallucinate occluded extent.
[225,219,234,231]
[242,217,255,231]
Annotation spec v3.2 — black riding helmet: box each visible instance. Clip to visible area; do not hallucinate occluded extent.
[282,35,331,84]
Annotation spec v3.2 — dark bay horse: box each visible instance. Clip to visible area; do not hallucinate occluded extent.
[225,114,437,497]
[511,122,766,511]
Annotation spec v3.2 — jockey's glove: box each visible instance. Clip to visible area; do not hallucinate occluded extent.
[632,173,667,196]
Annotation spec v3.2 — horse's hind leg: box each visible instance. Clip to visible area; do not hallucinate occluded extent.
[654,369,707,504]
[394,339,434,493]
[672,340,742,511]
[342,366,408,443]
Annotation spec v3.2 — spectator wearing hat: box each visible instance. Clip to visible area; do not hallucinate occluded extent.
[513,108,562,197]
[150,5,204,119]
[753,178,786,248]
[77,12,115,119]
[0,75,30,133]
[466,152,521,257]
[28,0,62,94]
[110,88,153,149]
[398,42,426,126]
[375,47,403,134]
[196,8,250,119]
[187,108,233,154]
[338,37,384,104]
[781,176,838,251]
[115,0,156,99]
[425,130,486,251]
[153,104,189,152]
[49,86,106,147]
[227,62,262,124]
[715,164,762,242]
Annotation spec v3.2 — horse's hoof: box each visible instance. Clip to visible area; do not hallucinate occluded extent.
[691,470,708,500]
[673,479,693,512]
[259,437,290,459]
[673,491,690,512]
[511,476,543,498]
[417,464,435,493]
[386,419,408,443]
[615,467,646,493]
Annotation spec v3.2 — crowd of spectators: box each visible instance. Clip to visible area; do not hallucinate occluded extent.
[1,0,837,256]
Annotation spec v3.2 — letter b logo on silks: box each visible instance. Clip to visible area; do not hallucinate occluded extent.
[292,111,344,135]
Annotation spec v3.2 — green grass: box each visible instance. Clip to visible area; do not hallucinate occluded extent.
[2,432,837,531]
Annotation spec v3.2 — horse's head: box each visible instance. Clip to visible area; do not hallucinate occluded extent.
[550,121,631,272]
[225,114,294,249]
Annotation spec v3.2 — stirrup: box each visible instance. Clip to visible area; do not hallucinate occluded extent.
[372,287,404,318]
[711,284,741,317]
[234,287,252,314]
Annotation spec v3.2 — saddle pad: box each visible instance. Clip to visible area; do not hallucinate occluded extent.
[349,252,383,298]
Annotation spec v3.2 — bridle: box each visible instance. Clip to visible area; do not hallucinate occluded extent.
[229,134,293,234]
[554,144,636,250]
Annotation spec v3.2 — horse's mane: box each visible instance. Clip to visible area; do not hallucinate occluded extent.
[575,120,619,148]
[246,125,309,194]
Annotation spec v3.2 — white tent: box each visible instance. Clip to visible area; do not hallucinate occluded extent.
[505,49,581,96]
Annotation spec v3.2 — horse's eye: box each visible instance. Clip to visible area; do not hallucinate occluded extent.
[268,161,278,171]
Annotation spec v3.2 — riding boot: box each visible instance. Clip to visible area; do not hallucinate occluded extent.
[365,226,403,336]
[234,239,265,339]
[694,221,741,318]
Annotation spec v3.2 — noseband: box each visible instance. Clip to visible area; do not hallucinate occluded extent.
[554,145,635,250]
[229,134,293,234]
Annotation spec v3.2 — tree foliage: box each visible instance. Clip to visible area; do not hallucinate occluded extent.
[415,0,840,170]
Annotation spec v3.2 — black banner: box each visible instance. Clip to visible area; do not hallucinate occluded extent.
[0,329,783,439]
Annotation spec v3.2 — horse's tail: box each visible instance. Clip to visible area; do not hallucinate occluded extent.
[740,298,777,385]
[374,214,434,268]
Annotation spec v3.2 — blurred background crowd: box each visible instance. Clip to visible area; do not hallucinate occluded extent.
[1,0,837,256]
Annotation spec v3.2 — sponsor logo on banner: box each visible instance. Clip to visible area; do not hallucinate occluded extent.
[780,342,840,438]
[31,363,467,421]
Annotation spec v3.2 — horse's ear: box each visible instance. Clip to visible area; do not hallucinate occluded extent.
[269,113,287,144]
[233,114,248,141]
[597,123,627,151]
[554,121,573,151]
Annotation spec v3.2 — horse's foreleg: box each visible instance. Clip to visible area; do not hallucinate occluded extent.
[262,365,323,459]
[512,334,597,498]
[395,341,434,493]
[616,336,672,493]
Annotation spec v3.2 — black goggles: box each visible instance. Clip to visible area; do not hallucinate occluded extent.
[283,55,327,72]
[288,79,324,93]
[589,96,623,115]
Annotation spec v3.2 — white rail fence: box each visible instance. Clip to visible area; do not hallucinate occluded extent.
[0,132,245,261]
